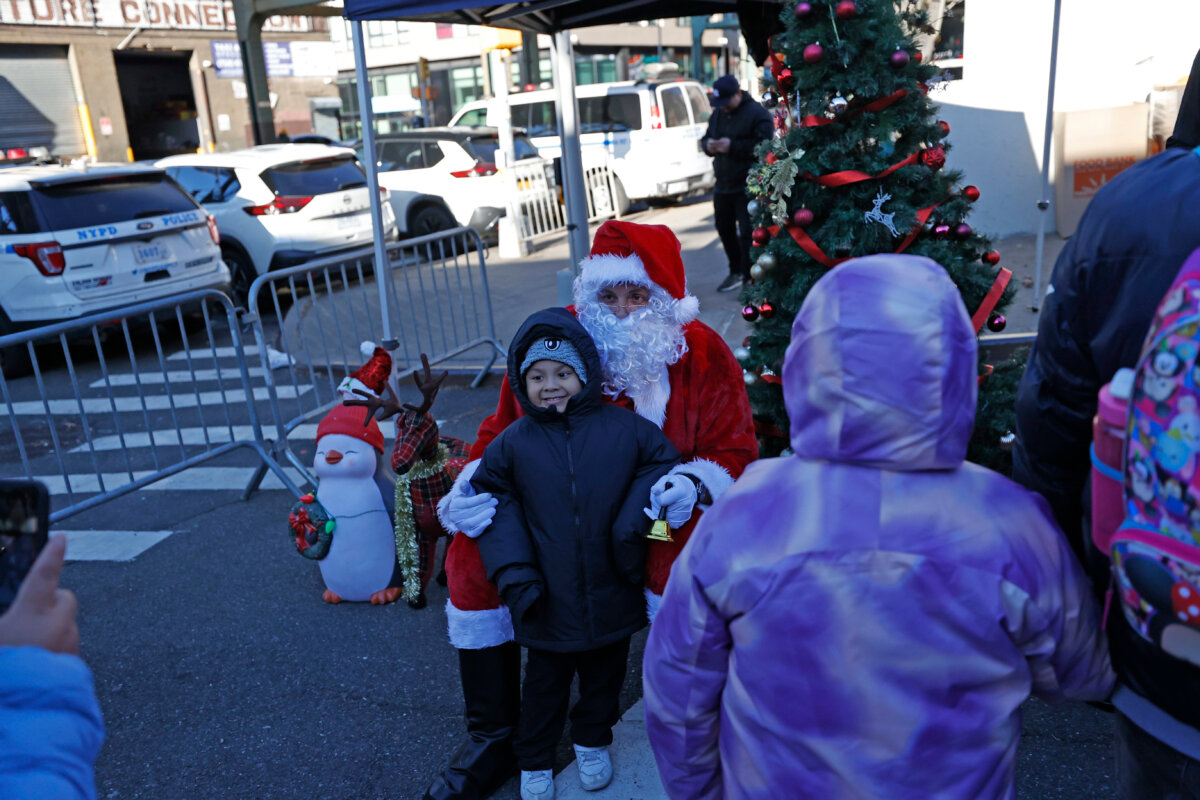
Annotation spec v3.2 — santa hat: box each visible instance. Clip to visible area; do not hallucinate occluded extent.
[317,403,385,453]
[574,220,700,325]
[337,341,391,401]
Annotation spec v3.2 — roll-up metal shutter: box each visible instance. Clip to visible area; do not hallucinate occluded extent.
[0,45,86,156]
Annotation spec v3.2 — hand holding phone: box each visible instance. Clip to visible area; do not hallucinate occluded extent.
[0,534,79,655]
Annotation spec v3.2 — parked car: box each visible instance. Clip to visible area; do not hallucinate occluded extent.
[449,79,716,212]
[156,144,399,302]
[0,162,229,373]
[356,127,542,243]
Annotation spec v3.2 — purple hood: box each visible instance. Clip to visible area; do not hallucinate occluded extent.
[785,254,977,469]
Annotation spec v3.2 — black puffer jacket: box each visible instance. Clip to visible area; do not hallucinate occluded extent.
[700,92,773,193]
[472,308,679,652]
[1012,148,1200,549]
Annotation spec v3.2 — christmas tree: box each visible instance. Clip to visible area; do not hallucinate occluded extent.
[739,0,1022,472]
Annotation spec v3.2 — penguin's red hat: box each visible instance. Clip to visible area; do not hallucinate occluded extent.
[316,404,384,453]
[348,342,392,398]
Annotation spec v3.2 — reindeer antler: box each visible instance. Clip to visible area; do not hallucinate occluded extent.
[404,354,449,417]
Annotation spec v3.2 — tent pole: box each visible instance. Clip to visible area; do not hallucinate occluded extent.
[351,20,395,346]
[551,30,590,285]
[1031,0,1062,313]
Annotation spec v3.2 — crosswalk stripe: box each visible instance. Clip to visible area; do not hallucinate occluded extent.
[167,346,240,360]
[34,466,310,494]
[63,530,174,562]
[88,368,267,387]
[69,424,320,452]
[7,386,312,415]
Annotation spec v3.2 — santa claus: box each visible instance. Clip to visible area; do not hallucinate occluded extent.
[424,220,757,800]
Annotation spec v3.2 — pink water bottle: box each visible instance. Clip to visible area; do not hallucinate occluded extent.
[1091,368,1134,553]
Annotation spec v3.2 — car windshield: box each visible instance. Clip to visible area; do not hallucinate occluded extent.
[27,173,197,229]
[260,156,367,196]
[464,136,540,164]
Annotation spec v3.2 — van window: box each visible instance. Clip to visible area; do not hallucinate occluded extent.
[579,94,642,132]
[660,87,690,128]
[686,85,712,124]
[456,108,487,127]
[516,101,557,138]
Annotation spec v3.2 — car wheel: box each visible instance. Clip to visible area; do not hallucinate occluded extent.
[410,204,457,238]
[222,246,257,307]
[611,177,631,217]
[0,311,31,379]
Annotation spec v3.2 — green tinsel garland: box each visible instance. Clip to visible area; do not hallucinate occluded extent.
[393,443,450,604]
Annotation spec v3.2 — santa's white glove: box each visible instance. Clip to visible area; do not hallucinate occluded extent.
[643,475,698,529]
[439,461,497,538]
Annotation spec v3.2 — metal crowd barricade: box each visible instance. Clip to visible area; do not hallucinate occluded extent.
[510,157,621,246]
[0,290,300,523]
[243,225,506,487]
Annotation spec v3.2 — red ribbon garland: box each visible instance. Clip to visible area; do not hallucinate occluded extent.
[768,200,942,269]
[799,89,909,128]
[970,267,1013,334]
[804,151,921,188]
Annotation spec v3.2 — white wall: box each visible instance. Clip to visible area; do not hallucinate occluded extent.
[938,0,1200,237]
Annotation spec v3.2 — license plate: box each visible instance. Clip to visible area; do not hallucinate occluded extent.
[336,213,368,231]
[666,181,688,194]
[134,243,168,264]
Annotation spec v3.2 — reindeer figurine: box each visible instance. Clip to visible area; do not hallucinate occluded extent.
[864,187,901,237]
[347,355,469,609]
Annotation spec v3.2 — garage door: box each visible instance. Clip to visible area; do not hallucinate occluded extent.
[0,45,86,157]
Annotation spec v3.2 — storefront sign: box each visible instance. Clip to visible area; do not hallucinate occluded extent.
[0,0,316,32]
[210,40,335,79]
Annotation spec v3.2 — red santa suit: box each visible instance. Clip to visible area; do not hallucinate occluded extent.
[438,220,758,648]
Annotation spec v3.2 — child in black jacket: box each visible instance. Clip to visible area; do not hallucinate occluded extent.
[472,307,682,799]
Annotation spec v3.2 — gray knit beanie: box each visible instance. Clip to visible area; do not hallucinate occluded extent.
[520,336,588,383]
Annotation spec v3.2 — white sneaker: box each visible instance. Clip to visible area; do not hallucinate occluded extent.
[573,744,613,791]
[521,769,555,800]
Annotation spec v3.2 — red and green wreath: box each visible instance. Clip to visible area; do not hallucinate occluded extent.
[289,494,335,560]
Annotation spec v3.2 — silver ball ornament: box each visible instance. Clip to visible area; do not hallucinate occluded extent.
[734,346,751,361]
[829,95,849,115]
[747,199,760,216]
[757,252,777,271]
[750,264,765,280]
[744,371,759,386]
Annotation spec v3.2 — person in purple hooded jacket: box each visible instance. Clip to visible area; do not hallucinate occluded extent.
[642,254,1115,800]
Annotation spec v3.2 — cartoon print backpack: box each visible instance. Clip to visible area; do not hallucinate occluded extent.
[1109,247,1200,668]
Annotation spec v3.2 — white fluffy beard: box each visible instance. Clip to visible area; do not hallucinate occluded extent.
[576,297,687,428]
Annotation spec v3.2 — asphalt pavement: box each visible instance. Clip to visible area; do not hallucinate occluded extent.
[8,195,1116,800]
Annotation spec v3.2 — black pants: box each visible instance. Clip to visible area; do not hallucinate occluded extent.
[713,190,753,280]
[1114,712,1200,798]
[513,636,632,771]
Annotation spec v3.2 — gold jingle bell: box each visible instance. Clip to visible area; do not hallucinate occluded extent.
[647,502,674,542]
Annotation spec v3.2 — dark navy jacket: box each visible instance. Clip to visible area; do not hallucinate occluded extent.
[472,308,679,652]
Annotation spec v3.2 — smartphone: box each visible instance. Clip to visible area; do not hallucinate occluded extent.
[0,479,50,614]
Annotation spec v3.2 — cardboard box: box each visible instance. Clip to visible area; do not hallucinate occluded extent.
[1054,103,1149,237]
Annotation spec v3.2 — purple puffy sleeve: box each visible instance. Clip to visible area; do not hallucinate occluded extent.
[642,533,731,800]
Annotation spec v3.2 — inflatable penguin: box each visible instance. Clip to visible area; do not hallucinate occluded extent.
[309,404,403,604]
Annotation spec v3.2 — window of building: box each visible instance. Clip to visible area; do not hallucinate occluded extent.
[367,20,396,48]
[456,108,488,126]
[331,19,351,53]
[436,23,454,39]
[450,65,484,110]
[660,86,690,127]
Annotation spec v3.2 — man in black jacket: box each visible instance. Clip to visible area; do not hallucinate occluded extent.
[1011,49,1200,799]
[700,75,773,293]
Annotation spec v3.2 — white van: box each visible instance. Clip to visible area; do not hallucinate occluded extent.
[449,79,715,212]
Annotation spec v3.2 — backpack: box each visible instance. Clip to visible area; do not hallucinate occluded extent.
[1106,248,1200,668]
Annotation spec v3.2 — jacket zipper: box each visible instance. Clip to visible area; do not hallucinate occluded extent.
[565,418,592,635]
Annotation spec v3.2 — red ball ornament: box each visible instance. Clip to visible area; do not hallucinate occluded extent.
[933,224,951,238]
[953,223,973,240]
[794,1,813,18]
[983,251,1001,266]
[914,52,923,63]
[937,120,951,136]
[963,185,981,203]
[835,0,857,19]
[803,43,825,64]
[777,68,795,91]
[921,146,946,171]
[889,49,911,68]
[752,227,769,246]
[791,208,814,228]
[765,151,778,165]
[987,313,1007,333]
[742,304,761,322]
[758,302,776,319]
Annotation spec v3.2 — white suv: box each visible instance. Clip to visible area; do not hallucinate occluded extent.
[0,163,228,371]
[156,144,398,302]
